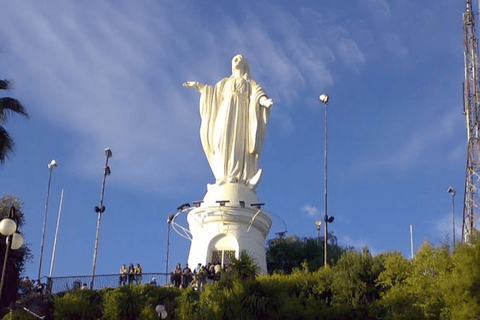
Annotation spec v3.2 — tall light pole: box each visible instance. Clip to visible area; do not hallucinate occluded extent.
[319,94,334,267]
[38,159,58,281]
[165,214,175,282]
[90,148,112,290]
[0,206,24,301]
[447,186,456,249]
[49,189,65,278]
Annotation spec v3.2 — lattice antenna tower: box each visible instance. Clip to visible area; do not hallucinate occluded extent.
[462,0,480,242]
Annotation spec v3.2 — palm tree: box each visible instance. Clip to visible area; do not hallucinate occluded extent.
[0,79,28,164]
[230,251,259,281]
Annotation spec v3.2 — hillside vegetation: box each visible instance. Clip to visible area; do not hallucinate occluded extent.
[5,238,480,320]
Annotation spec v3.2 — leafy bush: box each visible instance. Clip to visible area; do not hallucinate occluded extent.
[54,289,103,320]
[21,239,480,319]
[103,284,177,320]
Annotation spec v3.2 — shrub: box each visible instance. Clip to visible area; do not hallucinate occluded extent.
[54,289,103,320]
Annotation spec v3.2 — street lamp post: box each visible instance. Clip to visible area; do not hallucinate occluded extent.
[315,220,322,240]
[49,189,65,279]
[90,148,112,290]
[38,159,58,281]
[0,206,24,301]
[165,214,175,282]
[319,94,334,267]
[447,186,456,250]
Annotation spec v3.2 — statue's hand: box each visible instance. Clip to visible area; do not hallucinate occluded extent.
[259,96,273,108]
[183,81,204,91]
[183,81,196,88]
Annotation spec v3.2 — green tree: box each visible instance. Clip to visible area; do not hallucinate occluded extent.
[0,196,32,318]
[377,241,453,320]
[54,289,103,320]
[330,248,385,317]
[439,237,480,319]
[266,235,304,274]
[266,234,349,274]
[102,284,177,320]
[0,79,28,164]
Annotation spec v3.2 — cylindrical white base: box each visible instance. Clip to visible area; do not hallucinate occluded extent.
[186,183,271,273]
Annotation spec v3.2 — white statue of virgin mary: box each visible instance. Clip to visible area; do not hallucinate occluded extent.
[184,55,273,190]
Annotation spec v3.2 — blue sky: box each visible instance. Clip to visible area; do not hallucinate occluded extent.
[0,0,471,279]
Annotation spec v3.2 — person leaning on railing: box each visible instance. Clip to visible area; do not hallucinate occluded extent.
[128,264,135,284]
[119,264,128,286]
[171,263,182,288]
[134,263,143,284]
[150,277,157,286]
[182,264,192,288]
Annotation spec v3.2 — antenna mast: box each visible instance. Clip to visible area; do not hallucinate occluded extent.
[462,0,480,242]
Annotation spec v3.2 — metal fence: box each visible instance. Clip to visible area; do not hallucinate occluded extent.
[45,273,171,294]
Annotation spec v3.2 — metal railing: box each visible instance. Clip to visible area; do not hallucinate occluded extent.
[43,273,170,294]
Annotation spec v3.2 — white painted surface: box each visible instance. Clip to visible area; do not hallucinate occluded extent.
[183,55,273,190]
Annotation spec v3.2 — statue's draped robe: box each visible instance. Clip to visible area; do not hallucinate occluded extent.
[198,76,269,188]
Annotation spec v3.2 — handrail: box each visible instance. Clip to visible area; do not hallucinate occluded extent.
[20,273,171,295]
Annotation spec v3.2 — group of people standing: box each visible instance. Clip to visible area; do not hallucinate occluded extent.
[171,262,223,291]
[19,277,46,296]
[119,263,143,285]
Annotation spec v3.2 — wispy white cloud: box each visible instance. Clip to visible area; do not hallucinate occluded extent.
[381,33,408,59]
[383,109,462,170]
[336,38,365,73]
[302,204,320,217]
[0,0,380,195]
[428,211,461,244]
[359,0,391,24]
[350,107,464,176]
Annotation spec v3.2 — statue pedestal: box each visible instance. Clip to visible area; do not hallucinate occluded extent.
[187,183,271,273]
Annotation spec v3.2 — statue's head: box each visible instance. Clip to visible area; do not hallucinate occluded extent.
[232,54,250,75]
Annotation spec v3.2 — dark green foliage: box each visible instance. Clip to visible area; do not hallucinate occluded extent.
[376,239,480,320]
[51,284,179,320]
[54,289,104,320]
[266,234,350,274]
[0,196,32,318]
[5,294,54,320]
[176,287,200,320]
[229,250,259,280]
[330,248,385,309]
[2,311,38,320]
[241,280,280,319]
[15,240,480,319]
[103,284,178,320]
[0,75,28,164]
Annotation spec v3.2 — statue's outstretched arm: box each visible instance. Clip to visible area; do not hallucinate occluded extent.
[259,96,273,108]
[183,81,206,92]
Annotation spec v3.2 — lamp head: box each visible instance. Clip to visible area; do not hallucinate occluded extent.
[94,205,106,213]
[447,186,456,196]
[105,148,113,158]
[250,203,264,209]
[275,231,287,238]
[177,203,191,211]
[319,94,329,104]
[7,232,24,250]
[0,218,17,236]
[48,159,58,169]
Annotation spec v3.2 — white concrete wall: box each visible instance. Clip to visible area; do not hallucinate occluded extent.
[187,205,271,273]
